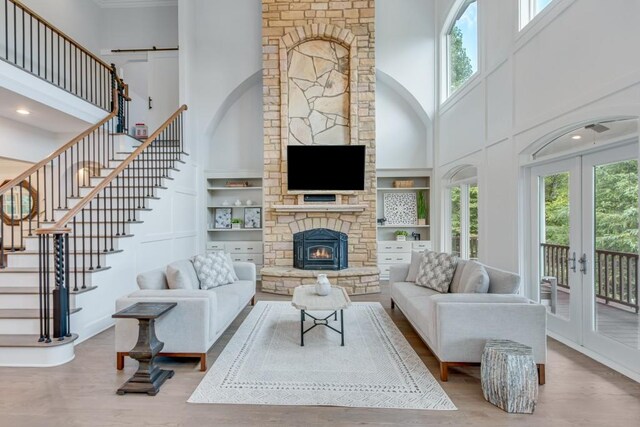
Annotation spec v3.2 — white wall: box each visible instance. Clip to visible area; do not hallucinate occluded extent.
[434,0,640,274]
[0,157,33,182]
[103,6,178,50]
[0,117,59,163]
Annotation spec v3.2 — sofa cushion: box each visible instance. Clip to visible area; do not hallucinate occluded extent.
[449,259,468,293]
[166,259,199,290]
[211,280,255,334]
[192,252,236,290]
[457,260,490,293]
[136,268,168,290]
[485,265,521,294]
[415,250,458,293]
[405,251,423,282]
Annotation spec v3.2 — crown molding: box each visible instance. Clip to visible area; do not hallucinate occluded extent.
[92,0,178,8]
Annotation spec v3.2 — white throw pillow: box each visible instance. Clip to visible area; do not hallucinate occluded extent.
[459,260,490,293]
[405,251,423,282]
[166,259,199,290]
[415,250,458,293]
[191,252,236,290]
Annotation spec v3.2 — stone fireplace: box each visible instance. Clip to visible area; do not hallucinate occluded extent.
[294,228,348,270]
[261,0,378,295]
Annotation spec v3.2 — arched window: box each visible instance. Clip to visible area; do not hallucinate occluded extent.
[446,166,478,259]
[445,0,478,97]
[519,0,553,29]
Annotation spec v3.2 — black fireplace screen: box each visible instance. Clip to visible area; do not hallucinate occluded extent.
[293,228,348,270]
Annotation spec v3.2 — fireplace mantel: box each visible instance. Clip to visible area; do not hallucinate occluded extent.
[272,204,368,213]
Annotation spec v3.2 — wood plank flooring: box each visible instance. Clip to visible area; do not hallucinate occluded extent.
[0,286,639,426]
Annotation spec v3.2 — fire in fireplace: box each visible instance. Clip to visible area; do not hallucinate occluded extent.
[293,228,348,270]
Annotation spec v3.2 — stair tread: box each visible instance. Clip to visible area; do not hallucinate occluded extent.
[7,249,124,256]
[23,234,134,239]
[0,286,97,295]
[0,333,78,347]
[0,266,111,274]
[0,307,82,318]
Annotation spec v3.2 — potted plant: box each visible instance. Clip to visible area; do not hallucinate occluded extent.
[394,230,409,241]
[417,191,427,226]
[231,218,243,229]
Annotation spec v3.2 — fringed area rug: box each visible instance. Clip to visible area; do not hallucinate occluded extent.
[188,302,456,410]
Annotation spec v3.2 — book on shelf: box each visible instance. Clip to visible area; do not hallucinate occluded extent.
[225,181,250,188]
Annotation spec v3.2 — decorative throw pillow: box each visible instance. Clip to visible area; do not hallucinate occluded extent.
[405,251,423,282]
[459,260,490,293]
[191,252,236,290]
[415,250,458,293]
[166,259,199,290]
[449,259,468,293]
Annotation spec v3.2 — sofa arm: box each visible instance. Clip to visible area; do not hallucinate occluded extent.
[234,262,256,282]
[435,300,547,364]
[389,263,410,285]
[115,293,216,354]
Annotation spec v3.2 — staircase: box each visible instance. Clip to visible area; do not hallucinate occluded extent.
[0,1,189,366]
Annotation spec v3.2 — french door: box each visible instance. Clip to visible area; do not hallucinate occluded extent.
[531,143,640,375]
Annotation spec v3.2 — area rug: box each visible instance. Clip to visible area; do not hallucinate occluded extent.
[188,301,456,410]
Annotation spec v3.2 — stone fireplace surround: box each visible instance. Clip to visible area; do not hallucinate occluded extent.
[261,0,378,295]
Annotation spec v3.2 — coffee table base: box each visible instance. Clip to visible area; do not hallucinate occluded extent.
[300,309,344,346]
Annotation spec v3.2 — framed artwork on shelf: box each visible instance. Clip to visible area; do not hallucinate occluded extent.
[244,207,262,229]
[383,192,417,225]
[214,208,232,229]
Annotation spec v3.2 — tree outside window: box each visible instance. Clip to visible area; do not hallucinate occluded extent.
[447,0,477,95]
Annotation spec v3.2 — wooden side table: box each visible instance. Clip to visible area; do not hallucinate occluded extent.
[112,302,177,396]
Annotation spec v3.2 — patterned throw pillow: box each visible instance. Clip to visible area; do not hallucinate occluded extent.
[415,250,458,293]
[191,252,236,290]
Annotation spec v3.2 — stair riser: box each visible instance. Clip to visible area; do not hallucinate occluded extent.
[33,223,133,235]
[0,318,76,335]
[0,294,78,310]
[5,253,108,269]
[79,186,160,198]
[24,237,122,252]
[88,174,171,187]
[0,272,96,288]
[107,159,180,168]
[53,208,149,223]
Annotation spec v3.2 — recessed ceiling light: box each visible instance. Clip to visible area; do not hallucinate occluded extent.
[16,109,30,115]
[571,135,582,140]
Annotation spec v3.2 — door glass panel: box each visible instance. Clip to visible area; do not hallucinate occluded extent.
[450,186,461,257]
[593,159,639,349]
[469,184,478,259]
[541,172,571,320]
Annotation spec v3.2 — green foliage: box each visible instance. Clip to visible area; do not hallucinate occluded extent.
[449,26,473,92]
[417,191,426,219]
[394,230,409,237]
[231,218,242,224]
[544,173,570,246]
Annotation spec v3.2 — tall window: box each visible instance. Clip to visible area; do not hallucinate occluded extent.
[446,0,478,96]
[520,0,554,29]
[447,166,479,259]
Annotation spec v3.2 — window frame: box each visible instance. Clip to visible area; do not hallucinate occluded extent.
[519,0,554,30]
[445,167,479,260]
[443,0,479,100]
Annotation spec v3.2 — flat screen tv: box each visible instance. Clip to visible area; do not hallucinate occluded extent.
[287,145,366,191]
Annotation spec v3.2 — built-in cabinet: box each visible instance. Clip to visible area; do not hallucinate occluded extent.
[376,169,431,279]
[205,171,263,275]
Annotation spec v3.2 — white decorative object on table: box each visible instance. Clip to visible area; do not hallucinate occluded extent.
[315,274,331,296]
[246,199,253,206]
[222,200,230,207]
[234,199,242,206]
[383,192,417,225]
[481,339,538,414]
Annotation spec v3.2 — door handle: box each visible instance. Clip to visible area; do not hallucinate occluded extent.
[148,96,153,110]
[568,251,577,272]
[578,253,587,274]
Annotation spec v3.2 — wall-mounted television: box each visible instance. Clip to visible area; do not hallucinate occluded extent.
[287,145,366,191]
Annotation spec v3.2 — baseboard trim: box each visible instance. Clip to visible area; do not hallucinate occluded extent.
[547,331,640,383]
[75,314,115,345]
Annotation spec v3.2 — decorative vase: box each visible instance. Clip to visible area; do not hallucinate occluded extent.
[315,274,331,296]
[234,199,242,206]
[232,223,241,229]
[396,235,406,241]
[417,218,426,225]
[246,199,253,206]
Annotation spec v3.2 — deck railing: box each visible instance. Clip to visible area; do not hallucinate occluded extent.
[541,243,639,313]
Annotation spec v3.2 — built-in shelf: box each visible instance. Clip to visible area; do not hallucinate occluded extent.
[207,187,261,191]
[207,228,263,232]
[377,187,430,191]
[377,224,430,228]
[272,204,368,213]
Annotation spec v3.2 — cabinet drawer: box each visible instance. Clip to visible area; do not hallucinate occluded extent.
[206,241,226,251]
[378,264,392,276]
[225,242,262,254]
[412,241,432,251]
[377,253,411,264]
[229,254,264,264]
[378,241,412,252]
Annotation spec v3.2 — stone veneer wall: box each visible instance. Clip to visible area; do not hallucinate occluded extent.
[262,0,377,289]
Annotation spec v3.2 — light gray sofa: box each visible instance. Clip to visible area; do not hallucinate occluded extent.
[115,261,256,371]
[390,259,547,384]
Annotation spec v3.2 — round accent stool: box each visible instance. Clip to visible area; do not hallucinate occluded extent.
[481,339,538,414]
[260,266,380,295]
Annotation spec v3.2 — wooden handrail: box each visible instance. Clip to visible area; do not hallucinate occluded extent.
[0,88,119,197]
[40,104,188,233]
[8,0,113,72]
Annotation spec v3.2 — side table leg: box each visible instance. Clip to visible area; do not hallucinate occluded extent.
[340,309,344,346]
[301,310,305,347]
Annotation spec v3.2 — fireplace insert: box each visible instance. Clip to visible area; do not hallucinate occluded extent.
[293,228,348,270]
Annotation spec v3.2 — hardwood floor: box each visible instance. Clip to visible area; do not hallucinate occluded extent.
[0,287,639,426]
